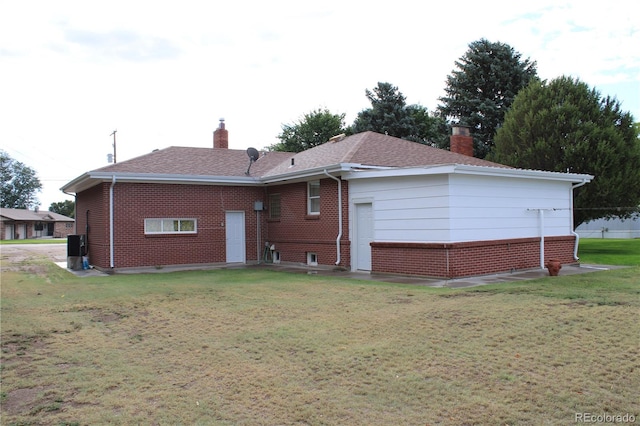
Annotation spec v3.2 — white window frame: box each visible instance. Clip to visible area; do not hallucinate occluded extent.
[307,180,320,215]
[144,218,197,235]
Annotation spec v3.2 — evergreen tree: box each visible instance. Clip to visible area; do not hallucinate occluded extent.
[438,39,538,158]
[352,82,413,137]
[352,82,448,146]
[405,104,451,148]
[490,76,640,227]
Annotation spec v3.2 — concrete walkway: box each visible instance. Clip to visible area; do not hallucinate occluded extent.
[4,243,620,287]
[244,262,622,288]
[57,260,622,288]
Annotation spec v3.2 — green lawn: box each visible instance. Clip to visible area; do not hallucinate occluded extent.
[578,238,640,266]
[0,238,67,245]
[1,241,638,425]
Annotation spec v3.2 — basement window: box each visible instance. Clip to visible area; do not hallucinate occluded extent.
[307,252,318,266]
[144,218,197,235]
[269,193,281,219]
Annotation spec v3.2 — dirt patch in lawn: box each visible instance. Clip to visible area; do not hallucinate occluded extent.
[2,386,60,416]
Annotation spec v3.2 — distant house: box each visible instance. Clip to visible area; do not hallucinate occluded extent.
[0,208,75,240]
[61,121,593,278]
[576,216,640,239]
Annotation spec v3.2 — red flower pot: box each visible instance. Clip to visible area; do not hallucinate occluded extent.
[545,259,562,276]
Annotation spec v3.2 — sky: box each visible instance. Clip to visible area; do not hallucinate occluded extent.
[1,0,638,210]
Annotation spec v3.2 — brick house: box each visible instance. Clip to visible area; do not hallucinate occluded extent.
[1,208,74,240]
[61,121,593,278]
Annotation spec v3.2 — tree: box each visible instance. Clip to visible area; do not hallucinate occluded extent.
[1,150,42,209]
[269,108,347,152]
[49,200,75,218]
[351,82,449,146]
[438,39,538,158]
[405,104,451,148]
[352,82,413,137]
[489,76,640,227]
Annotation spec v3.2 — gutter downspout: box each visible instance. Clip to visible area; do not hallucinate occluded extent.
[324,170,342,265]
[109,176,116,269]
[539,209,545,269]
[571,179,589,261]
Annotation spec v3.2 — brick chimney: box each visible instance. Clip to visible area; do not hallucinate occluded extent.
[213,118,228,149]
[450,125,474,157]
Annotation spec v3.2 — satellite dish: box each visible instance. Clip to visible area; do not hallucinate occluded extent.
[247,147,259,161]
[245,147,260,175]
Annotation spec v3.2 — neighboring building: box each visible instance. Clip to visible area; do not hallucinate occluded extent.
[61,121,593,278]
[576,216,640,239]
[0,208,75,240]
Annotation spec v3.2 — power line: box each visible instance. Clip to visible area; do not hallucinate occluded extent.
[574,207,639,210]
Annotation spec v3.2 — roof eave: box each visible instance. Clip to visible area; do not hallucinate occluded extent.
[61,171,262,194]
[260,163,379,184]
[343,164,594,183]
[60,172,94,194]
[452,164,594,182]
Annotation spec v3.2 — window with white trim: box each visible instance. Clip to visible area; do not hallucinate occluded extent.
[144,218,197,234]
[307,180,320,215]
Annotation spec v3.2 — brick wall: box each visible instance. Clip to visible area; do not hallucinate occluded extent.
[76,179,351,271]
[371,236,577,278]
[266,178,350,268]
[53,222,75,238]
[76,184,111,268]
[117,183,265,269]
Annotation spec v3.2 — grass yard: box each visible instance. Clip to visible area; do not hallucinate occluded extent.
[1,243,639,425]
[578,238,640,266]
[0,239,67,245]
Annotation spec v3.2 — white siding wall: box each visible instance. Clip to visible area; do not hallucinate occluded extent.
[448,174,573,241]
[349,175,451,242]
[348,173,574,244]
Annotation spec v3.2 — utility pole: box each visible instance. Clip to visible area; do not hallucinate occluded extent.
[110,130,117,163]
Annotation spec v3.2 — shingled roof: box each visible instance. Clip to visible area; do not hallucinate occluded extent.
[62,131,511,193]
[0,208,74,222]
[94,146,293,177]
[262,131,506,177]
[95,132,505,177]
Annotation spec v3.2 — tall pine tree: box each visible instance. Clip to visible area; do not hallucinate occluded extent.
[438,39,537,158]
[352,82,448,146]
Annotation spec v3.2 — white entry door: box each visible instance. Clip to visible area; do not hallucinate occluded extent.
[17,224,26,240]
[5,224,14,240]
[225,211,246,263]
[355,203,373,271]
